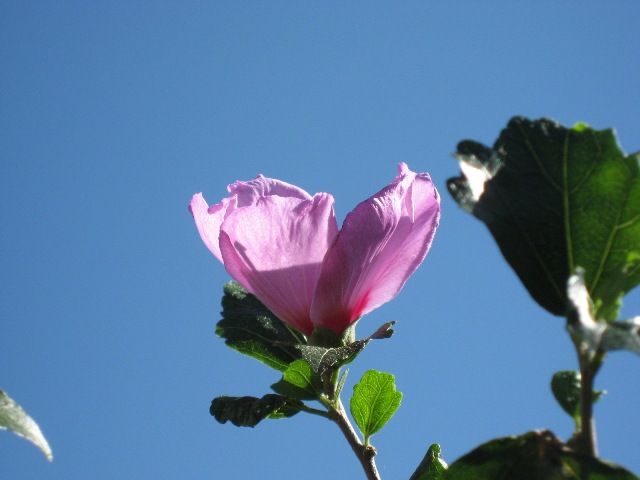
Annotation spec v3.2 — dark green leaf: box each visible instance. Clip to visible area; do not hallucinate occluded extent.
[216,282,303,371]
[350,370,402,445]
[298,321,396,374]
[210,394,303,427]
[443,430,638,480]
[448,117,640,320]
[551,370,606,429]
[270,359,317,400]
[567,269,640,355]
[551,371,582,421]
[410,443,448,480]
[0,389,52,461]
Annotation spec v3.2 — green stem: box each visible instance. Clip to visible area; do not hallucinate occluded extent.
[299,403,332,419]
[574,345,605,457]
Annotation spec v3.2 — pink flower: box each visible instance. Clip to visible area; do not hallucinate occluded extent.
[190,163,440,336]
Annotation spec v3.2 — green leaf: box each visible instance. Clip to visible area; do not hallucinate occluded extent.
[0,389,52,461]
[299,321,396,374]
[551,370,605,430]
[551,371,582,421]
[448,117,640,320]
[271,359,317,400]
[410,443,448,480]
[216,282,303,371]
[567,269,640,355]
[210,394,303,427]
[442,430,638,480]
[350,370,402,445]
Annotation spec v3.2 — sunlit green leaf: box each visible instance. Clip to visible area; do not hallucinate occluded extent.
[271,359,317,400]
[410,443,448,480]
[350,370,402,445]
[0,389,52,461]
[448,117,640,320]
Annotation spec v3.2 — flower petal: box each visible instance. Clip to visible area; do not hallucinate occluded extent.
[220,193,338,335]
[228,174,312,207]
[189,193,233,262]
[311,163,440,334]
[189,176,311,262]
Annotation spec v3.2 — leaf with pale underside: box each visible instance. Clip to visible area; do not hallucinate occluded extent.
[567,269,640,355]
[0,389,52,461]
[448,117,640,320]
[216,282,303,371]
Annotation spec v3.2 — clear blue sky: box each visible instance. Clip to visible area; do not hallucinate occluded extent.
[1,1,639,478]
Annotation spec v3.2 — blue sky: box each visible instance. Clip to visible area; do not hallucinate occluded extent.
[1,1,639,478]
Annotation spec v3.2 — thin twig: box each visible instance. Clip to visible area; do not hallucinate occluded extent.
[329,399,381,480]
[299,403,332,419]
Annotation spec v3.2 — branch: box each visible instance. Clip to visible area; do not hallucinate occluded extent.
[329,399,381,480]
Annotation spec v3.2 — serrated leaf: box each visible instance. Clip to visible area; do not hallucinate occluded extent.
[216,282,303,371]
[0,390,52,461]
[567,269,640,355]
[410,443,448,480]
[442,430,637,480]
[350,370,402,445]
[271,359,317,400]
[448,117,640,320]
[210,394,303,427]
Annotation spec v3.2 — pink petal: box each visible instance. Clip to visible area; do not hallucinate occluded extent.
[219,193,338,335]
[189,175,312,262]
[311,163,440,334]
[228,174,312,207]
[189,193,233,262]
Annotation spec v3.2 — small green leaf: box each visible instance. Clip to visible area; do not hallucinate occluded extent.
[551,371,582,421]
[448,117,640,320]
[442,430,637,479]
[210,394,303,427]
[410,443,448,480]
[551,370,606,429]
[271,359,317,400]
[350,370,402,445]
[216,282,303,371]
[0,389,52,461]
